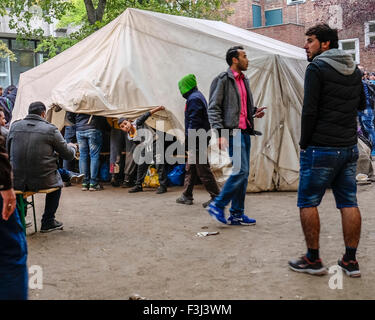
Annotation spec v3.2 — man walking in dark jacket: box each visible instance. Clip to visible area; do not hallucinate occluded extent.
[207,46,266,225]
[175,74,220,208]
[8,102,77,232]
[288,24,365,277]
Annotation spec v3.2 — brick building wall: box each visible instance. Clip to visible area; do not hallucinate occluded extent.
[249,23,305,48]
[227,0,375,70]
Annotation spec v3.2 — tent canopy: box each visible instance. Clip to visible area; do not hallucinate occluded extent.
[12,8,308,191]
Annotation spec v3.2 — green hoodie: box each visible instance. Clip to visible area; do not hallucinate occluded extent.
[178,74,197,95]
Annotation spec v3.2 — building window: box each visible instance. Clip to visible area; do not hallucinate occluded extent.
[0,38,43,87]
[365,21,375,47]
[287,0,306,5]
[265,9,283,26]
[0,38,11,89]
[252,4,262,28]
[339,38,360,64]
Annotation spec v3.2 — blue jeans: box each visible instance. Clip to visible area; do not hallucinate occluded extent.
[58,168,78,182]
[214,131,251,217]
[0,197,28,300]
[76,129,103,185]
[298,146,358,209]
[358,110,375,151]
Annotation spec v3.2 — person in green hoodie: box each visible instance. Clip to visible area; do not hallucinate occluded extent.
[175,74,220,208]
[289,24,366,278]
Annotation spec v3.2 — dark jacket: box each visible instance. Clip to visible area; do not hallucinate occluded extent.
[4,86,17,106]
[184,87,211,137]
[208,68,257,134]
[0,96,13,125]
[300,50,365,149]
[0,134,12,191]
[66,112,109,132]
[7,114,76,191]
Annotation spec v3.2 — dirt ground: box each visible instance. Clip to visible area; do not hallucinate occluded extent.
[25,181,375,300]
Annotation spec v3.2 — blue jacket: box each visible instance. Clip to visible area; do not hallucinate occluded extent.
[0,135,27,267]
[184,88,210,137]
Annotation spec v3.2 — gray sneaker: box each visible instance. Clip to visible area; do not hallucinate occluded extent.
[70,173,85,184]
[40,220,64,233]
[176,194,193,205]
[89,184,102,191]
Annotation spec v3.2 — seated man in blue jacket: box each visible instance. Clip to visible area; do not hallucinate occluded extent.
[175,74,220,208]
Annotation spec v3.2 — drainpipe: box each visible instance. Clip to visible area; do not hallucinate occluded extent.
[296,3,299,25]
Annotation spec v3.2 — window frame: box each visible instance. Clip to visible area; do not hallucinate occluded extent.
[338,38,360,65]
[364,21,375,47]
[264,8,283,27]
[286,0,306,5]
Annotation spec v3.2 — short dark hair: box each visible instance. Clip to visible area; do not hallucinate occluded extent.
[305,24,339,49]
[0,106,3,112]
[118,117,129,126]
[226,46,244,66]
[28,101,46,116]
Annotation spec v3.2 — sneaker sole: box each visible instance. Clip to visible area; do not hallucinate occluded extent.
[176,200,193,205]
[288,264,328,276]
[338,265,361,278]
[229,221,256,226]
[40,226,64,233]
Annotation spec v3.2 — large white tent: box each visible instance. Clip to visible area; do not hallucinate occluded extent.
[12,8,308,192]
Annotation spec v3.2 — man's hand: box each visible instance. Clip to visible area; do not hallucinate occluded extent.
[151,106,165,114]
[217,137,229,150]
[1,188,16,221]
[254,106,267,118]
[67,142,77,150]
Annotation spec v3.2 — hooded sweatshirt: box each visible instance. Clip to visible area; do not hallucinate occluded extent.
[299,48,365,149]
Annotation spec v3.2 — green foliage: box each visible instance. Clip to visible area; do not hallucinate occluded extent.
[1,1,74,40]
[0,40,17,61]
[1,0,236,59]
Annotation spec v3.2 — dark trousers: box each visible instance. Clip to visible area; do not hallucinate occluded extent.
[63,126,76,171]
[110,128,125,178]
[135,142,168,188]
[41,188,62,225]
[124,136,137,182]
[183,149,220,199]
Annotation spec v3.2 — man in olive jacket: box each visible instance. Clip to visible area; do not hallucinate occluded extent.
[7,102,77,232]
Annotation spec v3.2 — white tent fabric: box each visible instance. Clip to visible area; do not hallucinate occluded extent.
[12,8,308,192]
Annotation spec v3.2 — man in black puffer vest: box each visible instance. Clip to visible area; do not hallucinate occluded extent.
[289,24,365,278]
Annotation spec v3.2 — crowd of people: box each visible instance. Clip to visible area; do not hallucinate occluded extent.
[357,67,375,156]
[0,23,369,299]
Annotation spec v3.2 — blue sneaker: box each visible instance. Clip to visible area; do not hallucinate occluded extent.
[228,214,256,226]
[207,202,227,224]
